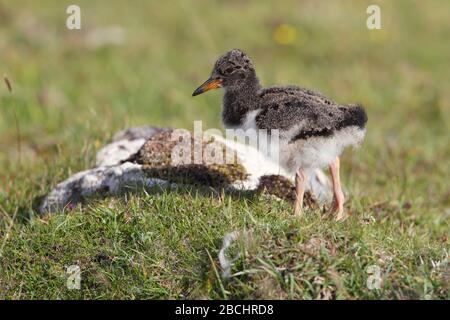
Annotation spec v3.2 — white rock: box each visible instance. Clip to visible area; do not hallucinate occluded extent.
[96,138,146,167]
[40,127,331,214]
[39,162,169,213]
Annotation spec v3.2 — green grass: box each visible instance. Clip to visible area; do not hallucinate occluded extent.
[0,0,449,299]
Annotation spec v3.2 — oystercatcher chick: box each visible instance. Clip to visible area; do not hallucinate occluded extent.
[192,49,367,220]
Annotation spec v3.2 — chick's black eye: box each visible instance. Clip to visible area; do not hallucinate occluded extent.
[225,67,234,74]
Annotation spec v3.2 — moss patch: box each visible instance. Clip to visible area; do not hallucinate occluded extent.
[132,129,248,188]
[257,174,316,207]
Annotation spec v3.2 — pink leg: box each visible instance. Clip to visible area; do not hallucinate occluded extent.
[294,168,307,216]
[329,157,346,221]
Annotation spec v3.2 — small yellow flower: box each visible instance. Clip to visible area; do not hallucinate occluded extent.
[273,24,297,45]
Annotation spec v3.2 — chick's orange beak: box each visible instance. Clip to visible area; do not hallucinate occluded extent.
[192,77,223,96]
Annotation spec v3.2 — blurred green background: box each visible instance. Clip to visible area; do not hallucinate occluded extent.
[0,0,449,300]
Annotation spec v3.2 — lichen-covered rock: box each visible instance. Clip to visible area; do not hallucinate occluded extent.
[131,129,248,188]
[96,126,166,167]
[39,162,170,213]
[39,126,331,214]
[96,138,147,167]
